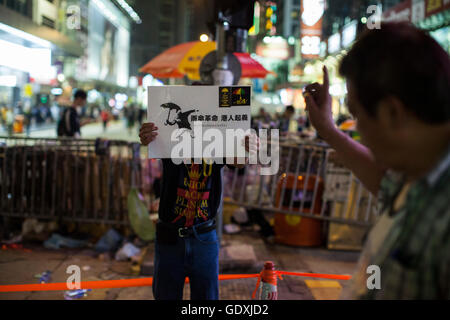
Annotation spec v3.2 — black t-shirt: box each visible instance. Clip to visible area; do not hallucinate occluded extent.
[59,107,80,137]
[159,159,226,228]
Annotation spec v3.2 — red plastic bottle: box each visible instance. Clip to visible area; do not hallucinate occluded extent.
[259,261,278,300]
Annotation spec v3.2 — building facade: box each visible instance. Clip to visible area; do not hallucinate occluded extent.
[0,0,136,112]
[129,0,209,79]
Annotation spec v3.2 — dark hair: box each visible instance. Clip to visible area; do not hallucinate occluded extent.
[286,105,295,113]
[73,89,87,100]
[339,22,450,124]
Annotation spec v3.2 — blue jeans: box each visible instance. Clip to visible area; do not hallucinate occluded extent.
[153,225,220,300]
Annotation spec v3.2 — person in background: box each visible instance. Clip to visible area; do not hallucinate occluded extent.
[127,104,136,135]
[50,102,60,123]
[101,109,110,132]
[5,107,14,136]
[304,22,450,299]
[57,89,90,138]
[137,107,146,128]
[24,102,33,136]
[336,113,351,127]
[256,107,272,123]
[0,105,7,130]
[15,101,23,115]
[297,110,308,133]
[278,105,295,134]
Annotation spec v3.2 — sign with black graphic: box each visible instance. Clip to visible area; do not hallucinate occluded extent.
[147,86,252,159]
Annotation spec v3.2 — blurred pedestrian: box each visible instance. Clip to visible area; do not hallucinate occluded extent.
[0,105,6,129]
[50,103,59,123]
[127,105,136,135]
[336,113,350,127]
[24,102,32,136]
[137,107,146,127]
[101,109,110,132]
[297,111,308,133]
[256,107,272,123]
[16,101,23,115]
[278,105,295,134]
[5,108,14,136]
[57,89,89,138]
[304,22,450,299]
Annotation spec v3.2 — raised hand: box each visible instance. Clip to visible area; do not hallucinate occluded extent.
[303,66,335,138]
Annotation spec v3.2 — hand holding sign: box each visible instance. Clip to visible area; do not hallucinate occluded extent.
[139,122,158,146]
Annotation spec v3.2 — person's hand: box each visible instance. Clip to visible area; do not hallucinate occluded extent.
[139,122,158,145]
[304,66,336,139]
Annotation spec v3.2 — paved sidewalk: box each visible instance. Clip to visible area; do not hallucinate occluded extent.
[3,121,141,141]
[0,230,359,300]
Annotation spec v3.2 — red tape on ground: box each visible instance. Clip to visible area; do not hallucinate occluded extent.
[0,272,351,293]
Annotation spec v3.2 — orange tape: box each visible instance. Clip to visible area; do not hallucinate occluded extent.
[0,278,153,293]
[0,272,351,293]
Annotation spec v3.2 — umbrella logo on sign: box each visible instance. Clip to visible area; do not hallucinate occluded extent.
[219,87,251,107]
[161,102,198,138]
[232,87,248,105]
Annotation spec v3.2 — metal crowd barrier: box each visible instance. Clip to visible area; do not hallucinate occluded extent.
[223,138,380,228]
[0,136,142,226]
[0,136,379,239]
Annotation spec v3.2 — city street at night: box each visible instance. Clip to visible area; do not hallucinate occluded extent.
[0,0,449,313]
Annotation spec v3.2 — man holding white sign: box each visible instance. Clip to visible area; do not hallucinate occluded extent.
[139,85,258,300]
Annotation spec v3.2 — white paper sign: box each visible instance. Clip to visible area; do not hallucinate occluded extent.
[147,85,251,159]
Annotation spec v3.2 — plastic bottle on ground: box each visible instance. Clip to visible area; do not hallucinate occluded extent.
[259,261,278,300]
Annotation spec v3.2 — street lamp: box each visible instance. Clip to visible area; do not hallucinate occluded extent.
[199,34,209,42]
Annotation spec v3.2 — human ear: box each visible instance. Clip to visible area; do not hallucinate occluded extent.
[376,96,409,130]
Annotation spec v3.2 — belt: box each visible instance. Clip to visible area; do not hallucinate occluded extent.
[178,219,216,238]
[158,219,216,238]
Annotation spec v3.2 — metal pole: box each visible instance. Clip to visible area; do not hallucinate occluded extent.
[213,12,234,86]
[214,11,237,241]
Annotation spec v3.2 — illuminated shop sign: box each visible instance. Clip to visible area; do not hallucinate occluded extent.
[327,33,341,54]
[301,0,325,59]
[342,20,357,48]
[382,0,450,24]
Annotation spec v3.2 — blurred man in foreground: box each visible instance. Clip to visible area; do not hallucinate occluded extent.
[304,22,450,299]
